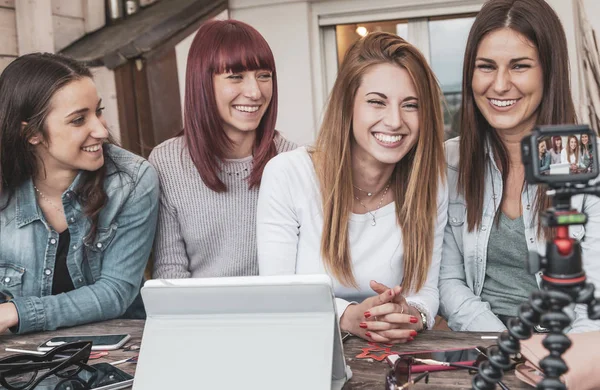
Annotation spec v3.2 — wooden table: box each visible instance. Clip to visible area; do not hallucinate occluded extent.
[0,320,531,389]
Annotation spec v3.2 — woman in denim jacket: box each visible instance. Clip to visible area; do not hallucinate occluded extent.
[439,0,600,333]
[0,53,159,334]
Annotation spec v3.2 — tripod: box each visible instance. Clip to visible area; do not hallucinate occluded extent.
[472,187,600,390]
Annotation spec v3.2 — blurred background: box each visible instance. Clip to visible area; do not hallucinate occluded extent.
[1,0,598,155]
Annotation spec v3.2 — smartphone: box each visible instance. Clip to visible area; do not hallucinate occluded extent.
[386,346,485,373]
[0,362,134,390]
[37,334,131,351]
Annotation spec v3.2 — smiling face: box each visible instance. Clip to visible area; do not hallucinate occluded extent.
[570,136,578,151]
[29,77,108,177]
[472,28,544,135]
[538,140,546,155]
[213,69,273,139]
[555,137,562,149]
[581,134,589,145]
[351,62,419,167]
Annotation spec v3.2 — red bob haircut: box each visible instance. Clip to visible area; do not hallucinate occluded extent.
[183,19,279,192]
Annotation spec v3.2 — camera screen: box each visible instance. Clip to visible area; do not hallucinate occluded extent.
[537,133,595,176]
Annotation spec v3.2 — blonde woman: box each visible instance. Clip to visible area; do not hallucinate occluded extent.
[257,32,448,344]
[561,135,580,171]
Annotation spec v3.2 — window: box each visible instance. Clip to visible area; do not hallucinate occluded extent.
[331,14,476,139]
[429,15,475,138]
[335,20,408,67]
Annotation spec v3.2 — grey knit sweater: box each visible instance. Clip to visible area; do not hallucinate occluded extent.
[149,135,297,279]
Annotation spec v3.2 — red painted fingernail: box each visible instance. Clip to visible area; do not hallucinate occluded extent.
[408,337,414,342]
[410,330,418,337]
[359,322,368,329]
[410,316,418,323]
[364,311,371,318]
[365,332,372,338]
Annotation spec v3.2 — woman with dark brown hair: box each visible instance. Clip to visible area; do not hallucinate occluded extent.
[0,53,159,334]
[257,32,447,344]
[580,133,593,169]
[439,0,600,332]
[150,20,295,279]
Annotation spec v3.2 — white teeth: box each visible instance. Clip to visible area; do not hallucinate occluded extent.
[374,133,403,143]
[234,105,260,113]
[490,99,517,107]
[82,144,101,152]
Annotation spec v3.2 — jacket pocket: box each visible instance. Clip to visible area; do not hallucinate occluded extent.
[448,203,466,253]
[84,224,117,280]
[0,263,25,298]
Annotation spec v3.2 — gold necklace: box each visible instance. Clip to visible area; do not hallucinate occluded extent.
[354,181,391,226]
[33,185,63,214]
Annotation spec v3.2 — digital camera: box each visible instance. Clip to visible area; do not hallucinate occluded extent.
[521,124,598,186]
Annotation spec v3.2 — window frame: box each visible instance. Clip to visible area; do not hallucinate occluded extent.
[310,0,485,131]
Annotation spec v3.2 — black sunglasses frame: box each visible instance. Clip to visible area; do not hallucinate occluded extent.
[0,341,97,390]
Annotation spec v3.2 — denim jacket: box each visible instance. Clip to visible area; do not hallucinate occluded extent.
[0,145,159,334]
[439,137,600,333]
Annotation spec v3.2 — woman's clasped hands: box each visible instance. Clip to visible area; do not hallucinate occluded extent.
[339,280,422,344]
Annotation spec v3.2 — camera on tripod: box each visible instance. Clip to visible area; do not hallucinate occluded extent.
[521,124,598,187]
[473,124,600,390]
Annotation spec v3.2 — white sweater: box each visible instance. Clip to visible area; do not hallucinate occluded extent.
[256,147,448,329]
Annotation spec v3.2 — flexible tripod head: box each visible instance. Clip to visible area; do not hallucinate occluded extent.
[473,125,600,389]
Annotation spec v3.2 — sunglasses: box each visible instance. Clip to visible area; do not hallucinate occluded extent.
[385,357,430,390]
[0,341,97,390]
[385,347,511,390]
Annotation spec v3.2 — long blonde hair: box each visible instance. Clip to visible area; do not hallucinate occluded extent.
[311,32,445,292]
[566,135,580,164]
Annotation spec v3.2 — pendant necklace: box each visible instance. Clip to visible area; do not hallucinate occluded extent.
[354,181,391,226]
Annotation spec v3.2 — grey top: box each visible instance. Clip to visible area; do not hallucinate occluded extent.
[149,134,297,279]
[480,212,538,317]
[549,148,562,164]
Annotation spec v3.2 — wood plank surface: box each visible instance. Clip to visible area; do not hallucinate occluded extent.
[83,0,105,33]
[53,14,86,52]
[0,7,17,56]
[15,0,53,54]
[0,55,16,73]
[52,0,84,18]
[0,320,533,389]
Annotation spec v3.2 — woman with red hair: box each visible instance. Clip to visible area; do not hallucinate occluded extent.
[150,20,295,279]
[549,135,563,164]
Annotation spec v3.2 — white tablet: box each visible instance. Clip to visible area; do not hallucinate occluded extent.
[133,274,350,390]
[550,162,570,175]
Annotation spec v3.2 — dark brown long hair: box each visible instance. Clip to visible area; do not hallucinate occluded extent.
[183,19,279,192]
[0,53,114,242]
[459,0,576,232]
[312,32,446,291]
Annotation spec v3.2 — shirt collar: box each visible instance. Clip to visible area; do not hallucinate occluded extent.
[15,179,42,228]
[15,172,85,228]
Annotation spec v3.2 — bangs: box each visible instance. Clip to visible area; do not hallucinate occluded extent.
[212,27,275,74]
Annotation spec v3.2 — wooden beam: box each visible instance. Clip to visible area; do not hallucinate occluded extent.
[132,59,154,157]
[15,0,54,54]
[143,48,183,148]
[112,50,182,158]
[114,62,142,155]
